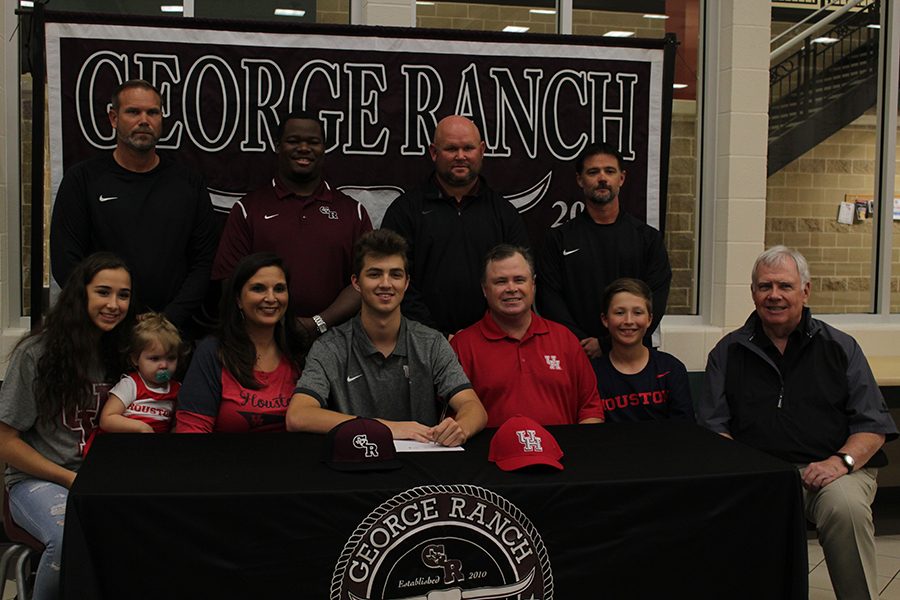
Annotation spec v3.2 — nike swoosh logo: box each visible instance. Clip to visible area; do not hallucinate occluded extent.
[346,374,363,383]
[563,249,580,256]
[98,195,118,203]
[421,209,435,215]
[656,371,670,379]
[264,213,279,220]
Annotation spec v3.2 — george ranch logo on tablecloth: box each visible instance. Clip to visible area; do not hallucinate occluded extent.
[331,484,552,599]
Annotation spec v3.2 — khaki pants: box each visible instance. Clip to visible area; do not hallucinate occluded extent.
[803,466,879,600]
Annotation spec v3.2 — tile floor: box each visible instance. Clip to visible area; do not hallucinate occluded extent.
[810,535,900,599]
[1,577,13,600]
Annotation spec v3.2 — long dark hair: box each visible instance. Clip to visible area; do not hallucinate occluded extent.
[20,252,136,423]
[217,253,307,389]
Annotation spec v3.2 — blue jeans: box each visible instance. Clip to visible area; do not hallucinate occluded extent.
[7,479,68,600]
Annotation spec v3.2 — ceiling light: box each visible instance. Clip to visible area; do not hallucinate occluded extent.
[529,9,556,14]
[603,31,635,38]
[19,0,34,7]
[160,5,183,12]
[274,8,306,16]
[503,26,530,33]
[643,14,669,19]
[867,24,881,29]
[812,37,839,44]
[415,1,435,4]
[673,83,688,89]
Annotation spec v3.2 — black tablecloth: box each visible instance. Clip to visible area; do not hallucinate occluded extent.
[62,423,806,599]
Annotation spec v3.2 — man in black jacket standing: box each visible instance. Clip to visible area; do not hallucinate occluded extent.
[50,79,217,332]
[536,142,671,358]
[381,115,529,337]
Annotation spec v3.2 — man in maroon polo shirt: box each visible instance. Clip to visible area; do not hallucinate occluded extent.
[450,244,604,427]
[213,110,372,337]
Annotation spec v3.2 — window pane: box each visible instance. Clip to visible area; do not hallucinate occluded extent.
[573,6,697,315]
[767,2,879,314]
[314,0,350,24]
[571,8,667,38]
[30,0,178,16]
[20,71,35,317]
[666,101,698,315]
[29,0,340,23]
[195,1,332,24]
[417,4,698,314]
[894,113,900,312]
[417,2,558,34]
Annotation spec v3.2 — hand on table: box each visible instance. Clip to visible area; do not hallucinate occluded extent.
[431,417,467,447]
[384,420,433,443]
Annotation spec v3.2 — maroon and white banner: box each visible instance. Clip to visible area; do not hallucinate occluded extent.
[45,14,673,242]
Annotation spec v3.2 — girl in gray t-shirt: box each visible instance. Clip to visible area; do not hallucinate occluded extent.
[0,252,136,600]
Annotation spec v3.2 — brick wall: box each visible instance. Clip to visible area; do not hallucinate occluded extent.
[317,0,350,24]
[666,102,698,315]
[765,115,900,313]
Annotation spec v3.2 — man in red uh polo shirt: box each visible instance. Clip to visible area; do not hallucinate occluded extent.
[213,110,373,338]
[450,244,604,427]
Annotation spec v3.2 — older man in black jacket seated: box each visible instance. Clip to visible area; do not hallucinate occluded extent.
[699,245,897,600]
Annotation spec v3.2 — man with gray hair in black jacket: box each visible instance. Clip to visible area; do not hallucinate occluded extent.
[699,245,897,600]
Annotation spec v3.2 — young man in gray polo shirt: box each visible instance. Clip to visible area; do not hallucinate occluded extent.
[286,229,487,446]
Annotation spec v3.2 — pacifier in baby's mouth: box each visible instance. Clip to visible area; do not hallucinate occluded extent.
[154,369,171,383]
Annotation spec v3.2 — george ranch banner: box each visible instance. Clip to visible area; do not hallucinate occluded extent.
[44,12,674,243]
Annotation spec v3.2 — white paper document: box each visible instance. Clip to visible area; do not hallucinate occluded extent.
[394,440,465,453]
[837,201,855,225]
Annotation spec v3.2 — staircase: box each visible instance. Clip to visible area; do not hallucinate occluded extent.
[768,0,879,176]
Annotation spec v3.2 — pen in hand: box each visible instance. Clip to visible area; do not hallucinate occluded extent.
[433,399,450,445]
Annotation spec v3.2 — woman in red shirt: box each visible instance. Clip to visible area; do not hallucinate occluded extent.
[175,253,308,432]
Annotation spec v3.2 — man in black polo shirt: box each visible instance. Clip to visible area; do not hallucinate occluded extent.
[381,115,529,336]
[51,79,217,332]
[699,245,897,600]
[213,110,372,337]
[536,142,671,358]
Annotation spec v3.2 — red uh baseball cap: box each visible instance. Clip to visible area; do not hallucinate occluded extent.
[323,417,402,472]
[489,416,564,471]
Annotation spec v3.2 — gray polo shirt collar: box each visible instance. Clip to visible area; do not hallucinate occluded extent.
[351,314,409,358]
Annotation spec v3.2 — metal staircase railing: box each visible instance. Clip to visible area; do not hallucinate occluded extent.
[771,0,870,64]
[768,0,880,175]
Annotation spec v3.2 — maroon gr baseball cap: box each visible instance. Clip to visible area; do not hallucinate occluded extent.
[323,417,402,472]
[489,416,564,471]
